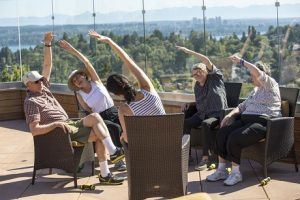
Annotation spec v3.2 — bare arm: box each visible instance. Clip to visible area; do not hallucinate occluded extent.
[89,30,155,92]
[29,121,70,136]
[118,104,134,143]
[58,40,101,83]
[176,46,213,71]
[220,107,240,128]
[42,32,54,81]
[229,55,261,79]
[76,93,92,113]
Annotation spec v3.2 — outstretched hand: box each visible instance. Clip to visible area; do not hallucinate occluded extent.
[44,32,54,45]
[229,55,242,65]
[175,45,190,54]
[88,30,111,43]
[58,40,74,52]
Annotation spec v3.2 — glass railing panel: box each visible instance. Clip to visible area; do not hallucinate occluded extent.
[0,0,21,82]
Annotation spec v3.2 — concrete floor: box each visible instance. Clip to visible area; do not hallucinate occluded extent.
[0,120,300,200]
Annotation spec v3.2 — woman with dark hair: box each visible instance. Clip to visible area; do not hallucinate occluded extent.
[59,40,126,172]
[206,55,281,186]
[89,30,166,143]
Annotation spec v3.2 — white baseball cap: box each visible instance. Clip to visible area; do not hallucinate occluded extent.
[22,71,43,85]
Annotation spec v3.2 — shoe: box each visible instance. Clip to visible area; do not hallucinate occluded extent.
[99,173,125,185]
[224,171,242,186]
[110,147,125,164]
[194,159,209,171]
[206,169,229,182]
[115,160,126,172]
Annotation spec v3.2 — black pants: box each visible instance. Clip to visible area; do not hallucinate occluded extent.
[100,106,122,148]
[183,105,219,156]
[216,114,269,164]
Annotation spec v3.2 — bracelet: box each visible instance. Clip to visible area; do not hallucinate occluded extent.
[44,44,52,47]
[239,59,244,66]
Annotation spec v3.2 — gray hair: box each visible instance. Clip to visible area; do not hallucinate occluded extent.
[255,61,271,76]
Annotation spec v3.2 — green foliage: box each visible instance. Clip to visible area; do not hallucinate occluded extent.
[0,24,299,92]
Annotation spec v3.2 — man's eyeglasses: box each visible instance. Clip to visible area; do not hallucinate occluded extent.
[33,78,43,84]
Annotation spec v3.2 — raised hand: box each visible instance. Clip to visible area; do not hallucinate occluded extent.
[44,32,54,45]
[229,55,242,65]
[58,40,74,52]
[88,30,111,43]
[175,45,191,54]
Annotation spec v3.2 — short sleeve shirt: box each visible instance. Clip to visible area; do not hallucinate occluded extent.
[24,79,69,125]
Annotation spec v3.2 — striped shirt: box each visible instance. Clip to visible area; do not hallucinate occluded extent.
[238,72,281,117]
[194,65,228,120]
[128,89,166,116]
[24,79,68,125]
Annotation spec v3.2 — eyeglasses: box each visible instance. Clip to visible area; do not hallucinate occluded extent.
[33,78,43,84]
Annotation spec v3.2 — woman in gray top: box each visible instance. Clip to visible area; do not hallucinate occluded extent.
[176,46,228,171]
[207,55,281,186]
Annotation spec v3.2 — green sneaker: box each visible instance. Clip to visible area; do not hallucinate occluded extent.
[99,173,125,185]
[110,147,125,164]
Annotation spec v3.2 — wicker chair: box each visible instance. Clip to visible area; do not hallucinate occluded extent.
[31,127,94,188]
[122,113,190,200]
[190,82,242,162]
[241,87,299,177]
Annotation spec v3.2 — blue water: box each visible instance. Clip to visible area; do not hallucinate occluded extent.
[2,45,36,52]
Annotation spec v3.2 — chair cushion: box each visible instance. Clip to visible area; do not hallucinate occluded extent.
[281,100,289,117]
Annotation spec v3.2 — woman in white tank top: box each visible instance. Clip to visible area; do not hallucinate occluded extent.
[59,40,126,172]
[89,30,166,143]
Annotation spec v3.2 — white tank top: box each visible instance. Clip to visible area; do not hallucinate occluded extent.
[78,81,114,113]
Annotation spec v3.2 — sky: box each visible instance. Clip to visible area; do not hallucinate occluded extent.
[0,0,299,18]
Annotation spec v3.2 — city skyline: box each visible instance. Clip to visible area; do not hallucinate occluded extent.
[0,0,299,19]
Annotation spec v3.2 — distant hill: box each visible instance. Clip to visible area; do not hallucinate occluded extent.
[0,4,300,26]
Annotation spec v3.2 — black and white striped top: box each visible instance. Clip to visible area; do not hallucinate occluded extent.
[128,89,166,116]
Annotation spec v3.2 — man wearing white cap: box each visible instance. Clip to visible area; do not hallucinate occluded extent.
[23,32,125,185]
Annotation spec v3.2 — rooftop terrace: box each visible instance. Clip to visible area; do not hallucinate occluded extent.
[0,83,300,200]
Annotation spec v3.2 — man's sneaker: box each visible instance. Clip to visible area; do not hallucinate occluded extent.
[194,159,209,171]
[110,147,125,164]
[115,160,126,171]
[99,173,125,185]
[206,169,229,182]
[224,171,242,186]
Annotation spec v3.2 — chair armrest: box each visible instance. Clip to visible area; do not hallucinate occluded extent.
[182,134,190,150]
[265,117,294,154]
[220,108,235,120]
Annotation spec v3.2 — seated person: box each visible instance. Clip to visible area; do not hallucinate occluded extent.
[59,40,126,171]
[176,46,228,170]
[89,30,166,143]
[23,32,125,185]
[207,55,281,186]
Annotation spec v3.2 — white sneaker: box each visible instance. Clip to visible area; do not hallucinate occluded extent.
[206,169,229,182]
[224,171,242,186]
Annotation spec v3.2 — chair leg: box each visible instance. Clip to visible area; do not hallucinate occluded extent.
[263,164,268,178]
[32,169,36,185]
[91,161,95,176]
[194,149,199,164]
[292,145,299,172]
[74,171,78,188]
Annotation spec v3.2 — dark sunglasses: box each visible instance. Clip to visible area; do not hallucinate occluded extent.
[34,78,43,84]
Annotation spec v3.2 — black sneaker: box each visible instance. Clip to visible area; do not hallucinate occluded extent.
[99,173,125,185]
[110,147,125,164]
[114,160,127,172]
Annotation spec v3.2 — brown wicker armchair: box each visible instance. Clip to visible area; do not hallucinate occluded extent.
[241,87,299,177]
[190,82,242,162]
[122,113,190,200]
[31,127,94,188]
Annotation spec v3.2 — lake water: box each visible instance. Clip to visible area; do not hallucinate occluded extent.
[3,45,36,52]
